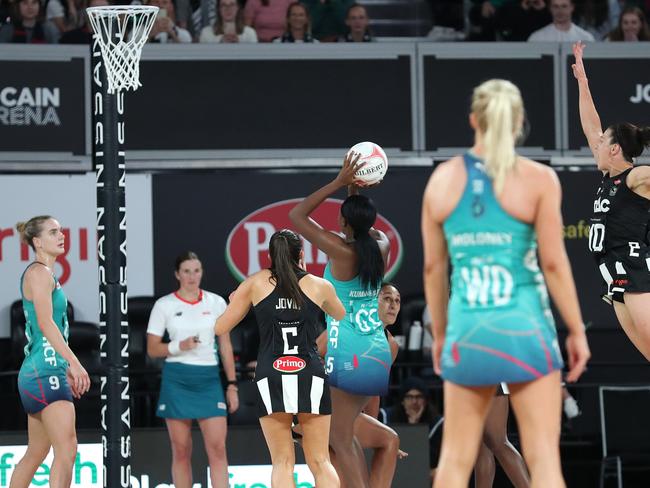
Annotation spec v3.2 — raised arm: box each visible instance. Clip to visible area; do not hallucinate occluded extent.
[215,280,253,336]
[572,42,604,160]
[421,172,449,376]
[289,153,363,259]
[534,166,590,382]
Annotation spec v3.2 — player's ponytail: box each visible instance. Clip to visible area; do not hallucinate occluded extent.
[609,122,650,163]
[471,79,524,194]
[15,215,52,251]
[341,195,384,291]
[269,229,304,306]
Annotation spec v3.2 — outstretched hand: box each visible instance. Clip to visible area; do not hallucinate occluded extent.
[334,151,365,187]
[571,42,587,82]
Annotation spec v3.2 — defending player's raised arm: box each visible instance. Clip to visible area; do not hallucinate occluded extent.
[571,42,604,161]
[289,152,363,259]
[320,280,346,321]
[215,279,253,336]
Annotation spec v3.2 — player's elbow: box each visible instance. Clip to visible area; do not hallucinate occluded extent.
[539,254,565,276]
[288,206,303,225]
[332,308,345,322]
[423,258,446,281]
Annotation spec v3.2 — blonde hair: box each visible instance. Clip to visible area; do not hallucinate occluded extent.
[471,79,524,194]
[16,215,52,251]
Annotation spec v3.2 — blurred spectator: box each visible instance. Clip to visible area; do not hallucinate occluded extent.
[176,0,216,41]
[383,376,443,480]
[468,0,515,41]
[0,0,58,43]
[606,5,650,40]
[244,0,292,42]
[200,0,258,42]
[59,0,107,43]
[528,0,595,40]
[46,0,85,39]
[275,1,318,42]
[385,377,439,426]
[427,0,465,41]
[302,0,353,41]
[340,2,372,41]
[147,0,192,43]
[574,0,621,40]
[497,0,552,41]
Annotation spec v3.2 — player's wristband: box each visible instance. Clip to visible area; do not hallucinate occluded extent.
[168,340,181,356]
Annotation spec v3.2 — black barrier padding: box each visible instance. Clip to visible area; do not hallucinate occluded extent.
[0,58,86,154]
[566,58,650,151]
[423,56,556,151]
[125,57,413,151]
[152,167,431,299]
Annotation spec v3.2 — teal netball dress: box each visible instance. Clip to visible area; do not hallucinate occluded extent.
[17,263,73,414]
[324,263,391,396]
[441,153,563,386]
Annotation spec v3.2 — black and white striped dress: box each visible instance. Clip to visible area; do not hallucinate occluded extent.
[252,274,330,417]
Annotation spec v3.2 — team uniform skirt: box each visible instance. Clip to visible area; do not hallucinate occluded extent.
[254,354,331,417]
[18,358,73,414]
[157,362,227,419]
[597,247,650,304]
[326,316,391,397]
[442,288,564,386]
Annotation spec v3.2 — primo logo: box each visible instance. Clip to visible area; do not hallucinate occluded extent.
[0,87,61,126]
[629,84,650,104]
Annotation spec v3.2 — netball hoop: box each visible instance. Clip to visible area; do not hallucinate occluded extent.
[87,5,157,487]
[87,5,158,93]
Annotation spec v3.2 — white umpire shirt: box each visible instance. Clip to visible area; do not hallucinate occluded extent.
[147,290,227,366]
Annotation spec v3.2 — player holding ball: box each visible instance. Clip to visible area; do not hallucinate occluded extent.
[289,145,390,488]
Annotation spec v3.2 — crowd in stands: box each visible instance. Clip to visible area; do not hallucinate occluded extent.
[0,0,374,43]
[1,0,648,44]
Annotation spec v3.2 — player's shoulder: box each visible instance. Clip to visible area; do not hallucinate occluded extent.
[425,155,464,191]
[24,262,52,280]
[301,273,330,288]
[246,269,274,289]
[629,164,650,181]
[518,157,559,186]
[433,155,464,177]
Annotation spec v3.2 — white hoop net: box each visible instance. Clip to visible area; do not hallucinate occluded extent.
[87,5,159,94]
